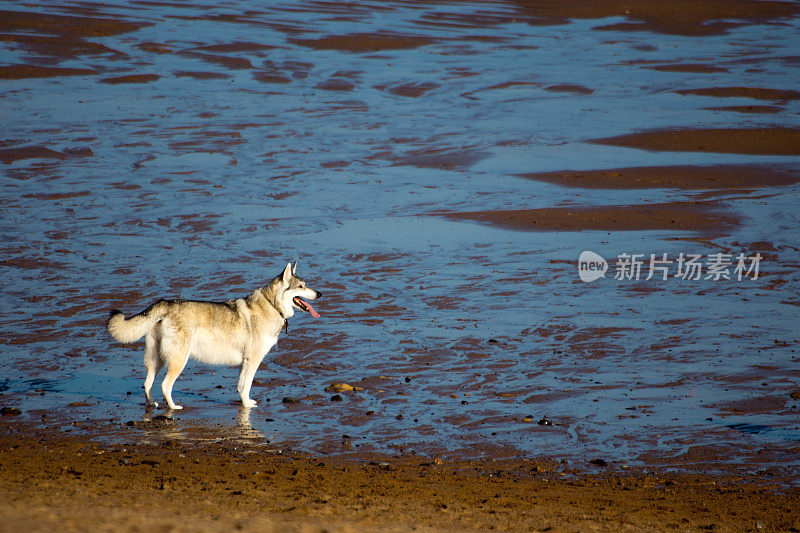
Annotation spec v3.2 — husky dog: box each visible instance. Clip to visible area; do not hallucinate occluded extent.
[107,262,320,410]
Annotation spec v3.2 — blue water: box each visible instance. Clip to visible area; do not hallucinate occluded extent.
[1,0,799,475]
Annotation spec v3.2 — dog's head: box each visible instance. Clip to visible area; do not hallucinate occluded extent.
[274,262,321,319]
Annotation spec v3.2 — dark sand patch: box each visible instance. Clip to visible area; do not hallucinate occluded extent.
[518,165,800,190]
[592,128,800,155]
[438,201,739,234]
[173,71,231,80]
[0,146,65,164]
[315,78,355,91]
[99,74,160,84]
[0,34,124,60]
[22,191,91,200]
[178,51,253,70]
[252,71,292,84]
[414,10,523,29]
[704,105,783,114]
[137,42,172,54]
[251,60,313,84]
[505,0,800,36]
[321,160,350,169]
[0,9,148,37]
[376,82,440,98]
[0,64,98,80]
[676,87,800,101]
[460,81,539,99]
[715,396,787,414]
[190,42,278,53]
[544,84,594,95]
[646,63,729,73]
[389,148,489,171]
[288,32,436,52]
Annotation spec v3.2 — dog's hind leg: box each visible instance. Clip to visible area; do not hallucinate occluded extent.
[160,341,189,410]
[143,332,163,408]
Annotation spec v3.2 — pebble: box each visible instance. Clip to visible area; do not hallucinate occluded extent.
[589,458,608,467]
[325,383,365,393]
[1,407,22,417]
[330,394,343,402]
[282,397,298,404]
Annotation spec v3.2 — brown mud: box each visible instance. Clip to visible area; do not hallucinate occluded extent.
[675,87,800,101]
[438,201,739,234]
[592,128,800,155]
[518,165,800,190]
[1,424,798,533]
[506,0,800,36]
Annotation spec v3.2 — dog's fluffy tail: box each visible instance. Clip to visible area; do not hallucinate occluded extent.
[107,301,168,344]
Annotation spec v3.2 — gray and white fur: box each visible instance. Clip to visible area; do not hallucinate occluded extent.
[107,262,320,410]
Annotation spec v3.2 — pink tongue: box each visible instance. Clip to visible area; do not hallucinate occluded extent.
[305,301,320,318]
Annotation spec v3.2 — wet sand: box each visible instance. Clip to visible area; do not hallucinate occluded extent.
[438,201,739,234]
[592,128,800,155]
[506,0,800,36]
[2,423,798,533]
[517,165,800,190]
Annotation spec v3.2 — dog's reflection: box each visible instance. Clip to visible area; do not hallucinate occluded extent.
[136,403,267,443]
[235,405,266,441]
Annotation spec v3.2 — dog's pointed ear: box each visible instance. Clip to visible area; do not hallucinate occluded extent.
[282,262,293,283]
[292,261,297,275]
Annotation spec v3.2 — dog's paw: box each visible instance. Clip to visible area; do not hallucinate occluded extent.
[167,404,183,410]
[242,399,257,409]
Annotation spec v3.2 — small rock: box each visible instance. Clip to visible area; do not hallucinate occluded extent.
[538,418,552,426]
[460,400,469,405]
[790,391,800,400]
[1,407,22,417]
[404,376,411,383]
[330,394,343,402]
[395,414,404,420]
[326,382,365,393]
[589,458,608,467]
[282,397,298,404]
[365,410,375,416]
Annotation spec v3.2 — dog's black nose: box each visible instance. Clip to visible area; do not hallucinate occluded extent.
[315,290,322,298]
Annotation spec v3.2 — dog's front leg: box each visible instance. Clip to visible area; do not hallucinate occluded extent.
[238,349,269,408]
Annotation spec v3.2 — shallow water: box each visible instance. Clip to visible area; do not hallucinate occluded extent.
[1,0,799,475]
